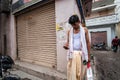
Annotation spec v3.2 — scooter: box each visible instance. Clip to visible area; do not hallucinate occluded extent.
[93,42,106,50]
[0,55,20,80]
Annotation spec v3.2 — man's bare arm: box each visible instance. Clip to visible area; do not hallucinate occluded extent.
[63,30,70,50]
[84,27,91,61]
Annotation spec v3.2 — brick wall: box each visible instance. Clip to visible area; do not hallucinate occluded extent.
[91,31,107,46]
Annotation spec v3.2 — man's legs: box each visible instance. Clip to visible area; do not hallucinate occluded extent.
[119,46,120,52]
[115,46,118,53]
[113,45,117,53]
[67,53,77,80]
[76,52,81,80]
[67,59,72,80]
[67,51,87,80]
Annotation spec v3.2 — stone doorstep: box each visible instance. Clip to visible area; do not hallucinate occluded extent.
[14,61,67,80]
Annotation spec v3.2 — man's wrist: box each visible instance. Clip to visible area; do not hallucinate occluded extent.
[88,53,91,61]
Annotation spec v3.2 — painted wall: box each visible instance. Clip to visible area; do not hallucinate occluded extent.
[55,0,81,73]
[3,13,17,60]
[111,25,116,39]
[9,14,17,60]
[55,0,81,24]
[116,23,120,38]
[9,0,17,59]
[115,0,120,22]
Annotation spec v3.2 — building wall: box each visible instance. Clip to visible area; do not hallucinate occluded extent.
[86,9,115,19]
[111,25,116,39]
[55,0,81,73]
[0,13,11,55]
[9,0,18,59]
[115,0,120,20]
[116,23,120,38]
[3,0,17,60]
[8,14,17,60]
[1,13,17,59]
[115,0,120,38]
[5,15,11,55]
[86,0,120,48]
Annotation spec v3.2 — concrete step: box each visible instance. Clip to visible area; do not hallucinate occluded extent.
[10,69,43,80]
[14,61,67,80]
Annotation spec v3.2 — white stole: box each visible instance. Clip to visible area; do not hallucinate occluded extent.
[67,25,88,62]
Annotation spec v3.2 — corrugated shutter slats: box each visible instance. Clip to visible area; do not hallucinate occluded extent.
[16,2,56,68]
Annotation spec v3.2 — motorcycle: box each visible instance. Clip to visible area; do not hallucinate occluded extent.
[93,42,106,50]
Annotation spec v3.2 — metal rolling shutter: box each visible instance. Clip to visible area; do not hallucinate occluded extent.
[16,2,56,68]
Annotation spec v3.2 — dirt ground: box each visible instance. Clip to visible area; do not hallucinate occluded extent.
[92,50,120,80]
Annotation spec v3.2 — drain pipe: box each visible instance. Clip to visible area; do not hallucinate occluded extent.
[76,0,86,24]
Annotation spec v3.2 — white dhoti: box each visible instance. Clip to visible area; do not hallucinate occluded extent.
[67,51,87,80]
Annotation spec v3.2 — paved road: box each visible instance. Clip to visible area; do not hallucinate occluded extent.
[93,51,120,80]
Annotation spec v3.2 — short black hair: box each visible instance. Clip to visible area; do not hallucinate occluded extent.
[69,15,80,25]
[115,36,118,38]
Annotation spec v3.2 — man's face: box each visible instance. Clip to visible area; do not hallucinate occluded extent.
[71,22,80,30]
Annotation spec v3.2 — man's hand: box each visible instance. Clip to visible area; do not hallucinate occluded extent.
[88,54,91,62]
[63,43,69,50]
[84,27,91,62]
[63,46,69,50]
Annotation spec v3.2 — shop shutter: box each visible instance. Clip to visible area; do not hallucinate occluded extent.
[16,1,56,68]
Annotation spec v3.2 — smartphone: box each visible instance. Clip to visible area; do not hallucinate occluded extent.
[63,46,69,50]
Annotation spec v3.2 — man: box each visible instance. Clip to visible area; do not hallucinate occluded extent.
[63,15,91,80]
[112,36,119,53]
